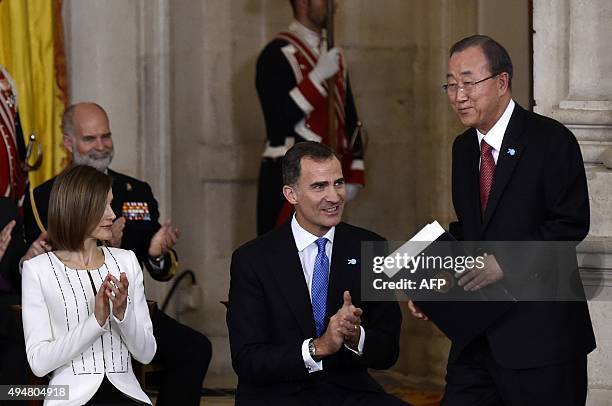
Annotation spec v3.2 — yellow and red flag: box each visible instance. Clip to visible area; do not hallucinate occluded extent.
[0,0,68,187]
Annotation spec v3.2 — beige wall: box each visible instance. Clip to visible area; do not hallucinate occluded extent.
[478,0,531,108]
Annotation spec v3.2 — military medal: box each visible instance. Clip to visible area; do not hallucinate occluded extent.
[122,202,151,221]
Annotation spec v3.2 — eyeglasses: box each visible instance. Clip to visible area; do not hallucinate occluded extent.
[442,73,500,95]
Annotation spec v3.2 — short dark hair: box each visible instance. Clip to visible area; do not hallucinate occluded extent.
[450,35,513,89]
[48,165,112,251]
[282,141,337,186]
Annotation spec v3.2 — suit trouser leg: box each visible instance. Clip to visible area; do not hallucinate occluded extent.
[442,336,503,406]
[490,355,587,406]
[296,382,409,406]
[152,310,212,406]
[443,335,588,406]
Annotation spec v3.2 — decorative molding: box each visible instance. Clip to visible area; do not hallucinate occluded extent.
[580,268,612,288]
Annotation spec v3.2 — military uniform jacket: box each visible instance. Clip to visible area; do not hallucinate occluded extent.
[0,65,27,210]
[256,21,364,185]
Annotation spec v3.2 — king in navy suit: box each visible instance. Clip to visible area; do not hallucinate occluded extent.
[227,141,405,405]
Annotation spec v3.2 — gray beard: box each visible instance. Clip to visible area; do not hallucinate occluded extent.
[72,149,114,172]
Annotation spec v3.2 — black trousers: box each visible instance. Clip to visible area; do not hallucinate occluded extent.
[85,377,145,405]
[295,382,408,406]
[442,335,588,406]
[257,158,285,236]
[151,310,212,406]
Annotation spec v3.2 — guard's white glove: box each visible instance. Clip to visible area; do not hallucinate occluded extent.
[309,48,341,85]
[345,184,361,202]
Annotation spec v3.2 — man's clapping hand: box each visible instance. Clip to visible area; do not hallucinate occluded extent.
[313,291,363,358]
[0,220,15,261]
[22,231,52,262]
[148,219,180,258]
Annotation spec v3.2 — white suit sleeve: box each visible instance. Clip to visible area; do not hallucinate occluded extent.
[112,251,157,364]
[22,261,106,377]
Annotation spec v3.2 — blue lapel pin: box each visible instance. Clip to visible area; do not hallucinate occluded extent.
[507,148,516,156]
[347,258,357,265]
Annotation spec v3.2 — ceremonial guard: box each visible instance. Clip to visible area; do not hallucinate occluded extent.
[0,64,27,213]
[0,64,30,387]
[255,0,365,235]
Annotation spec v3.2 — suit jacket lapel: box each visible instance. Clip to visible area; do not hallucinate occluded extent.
[326,223,351,322]
[269,222,317,338]
[481,104,526,233]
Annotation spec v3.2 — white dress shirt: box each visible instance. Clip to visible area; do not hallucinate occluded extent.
[291,216,365,373]
[477,99,515,164]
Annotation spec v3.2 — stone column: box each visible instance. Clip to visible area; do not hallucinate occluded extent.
[64,0,172,210]
[534,1,612,404]
[63,0,141,178]
[64,0,173,306]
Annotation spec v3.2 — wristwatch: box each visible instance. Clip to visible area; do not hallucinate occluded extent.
[308,338,320,361]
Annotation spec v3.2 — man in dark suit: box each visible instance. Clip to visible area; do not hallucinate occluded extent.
[410,35,595,405]
[23,102,211,406]
[227,141,404,405]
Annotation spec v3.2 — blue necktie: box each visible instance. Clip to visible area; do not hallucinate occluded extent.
[311,237,329,336]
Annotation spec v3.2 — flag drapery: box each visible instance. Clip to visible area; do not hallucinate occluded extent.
[0,0,68,188]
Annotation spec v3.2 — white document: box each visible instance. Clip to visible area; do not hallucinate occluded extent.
[383,221,447,278]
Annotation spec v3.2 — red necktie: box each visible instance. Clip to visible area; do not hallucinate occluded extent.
[479,140,495,215]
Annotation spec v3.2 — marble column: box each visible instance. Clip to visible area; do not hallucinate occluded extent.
[534,0,612,404]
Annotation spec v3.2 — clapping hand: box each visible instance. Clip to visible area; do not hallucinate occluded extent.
[314,291,363,358]
[95,272,129,325]
[106,272,129,321]
[336,291,363,349]
[148,219,179,258]
[22,231,52,262]
[0,220,15,261]
[94,275,111,326]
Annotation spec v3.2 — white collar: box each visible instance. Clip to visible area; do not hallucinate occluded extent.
[291,214,335,252]
[477,99,515,151]
[289,20,321,52]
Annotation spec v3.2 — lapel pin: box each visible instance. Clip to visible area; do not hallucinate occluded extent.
[126,182,133,191]
[347,258,357,265]
[507,148,516,156]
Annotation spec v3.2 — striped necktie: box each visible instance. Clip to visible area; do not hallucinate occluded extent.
[480,140,496,215]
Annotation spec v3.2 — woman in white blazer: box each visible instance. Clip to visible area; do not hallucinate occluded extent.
[22,165,156,405]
